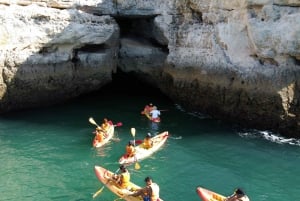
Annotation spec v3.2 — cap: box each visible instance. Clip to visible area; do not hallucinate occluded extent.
[129,140,134,145]
[147,133,151,137]
[149,103,153,106]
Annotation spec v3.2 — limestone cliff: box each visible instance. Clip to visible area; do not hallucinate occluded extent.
[0,0,299,137]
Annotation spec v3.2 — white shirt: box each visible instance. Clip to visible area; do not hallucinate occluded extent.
[150,110,160,118]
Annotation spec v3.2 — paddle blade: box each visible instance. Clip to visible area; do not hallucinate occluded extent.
[89,117,99,127]
[130,128,136,137]
[135,162,141,170]
[92,186,105,199]
[135,140,143,145]
[115,122,123,127]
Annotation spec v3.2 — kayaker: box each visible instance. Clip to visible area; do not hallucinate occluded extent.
[125,140,136,158]
[149,106,160,122]
[143,133,153,149]
[129,176,161,201]
[141,103,154,115]
[113,165,131,189]
[225,188,250,201]
[101,118,112,131]
[101,118,109,130]
[94,127,105,142]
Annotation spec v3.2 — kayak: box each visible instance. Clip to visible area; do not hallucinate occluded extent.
[93,124,114,148]
[119,131,169,165]
[94,165,141,201]
[196,186,226,201]
[94,165,164,201]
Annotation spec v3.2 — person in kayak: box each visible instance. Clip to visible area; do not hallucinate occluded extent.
[141,103,154,115]
[149,106,161,122]
[129,176,161,201]
[101,118,111,131]
[143,133,153,149]
[94,127,105,143]
[125,140,136,158]
[113,165,131,189]
[225,188,250,201]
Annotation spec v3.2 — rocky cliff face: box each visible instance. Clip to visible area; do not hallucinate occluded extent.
[0,0,299,137]
[0,2,119,111]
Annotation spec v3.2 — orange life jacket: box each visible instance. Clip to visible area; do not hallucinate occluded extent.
[126,145,135,157]
[95,131,104,142]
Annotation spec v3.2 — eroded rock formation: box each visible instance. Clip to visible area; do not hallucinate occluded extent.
[0,0,299,137]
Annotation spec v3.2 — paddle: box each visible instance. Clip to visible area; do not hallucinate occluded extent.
[89,117,122,128]
[131,128,136,146]
[114,122,123,127]
[92,168,120,199]
[92,186,105,199]
[130,128,141,170]
[89,117,100,127]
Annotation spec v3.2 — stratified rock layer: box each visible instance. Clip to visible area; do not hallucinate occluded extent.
[0,0,299,137]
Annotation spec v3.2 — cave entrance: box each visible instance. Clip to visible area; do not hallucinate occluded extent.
[100,70,164,96]
[93,16,171,102]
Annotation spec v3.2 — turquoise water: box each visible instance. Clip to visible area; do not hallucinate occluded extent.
[0,82,300,201]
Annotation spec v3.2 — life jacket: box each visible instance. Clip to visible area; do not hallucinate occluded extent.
[126,145,135,157]
[143,138,152,149]
[97,132,104,142]
[101,123,109,131]
[150,183,160,201]
[119,171,130,189]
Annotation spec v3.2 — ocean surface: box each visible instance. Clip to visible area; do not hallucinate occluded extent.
[0,79,299,201]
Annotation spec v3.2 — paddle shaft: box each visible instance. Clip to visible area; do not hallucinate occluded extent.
[89,117,100,127]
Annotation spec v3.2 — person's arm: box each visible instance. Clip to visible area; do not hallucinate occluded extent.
[226,194,236,201]
[130,188,145,197]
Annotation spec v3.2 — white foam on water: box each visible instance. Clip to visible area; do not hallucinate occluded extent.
[238,129,300,146]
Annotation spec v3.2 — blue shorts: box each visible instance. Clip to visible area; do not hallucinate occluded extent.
[143,196,150,201]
